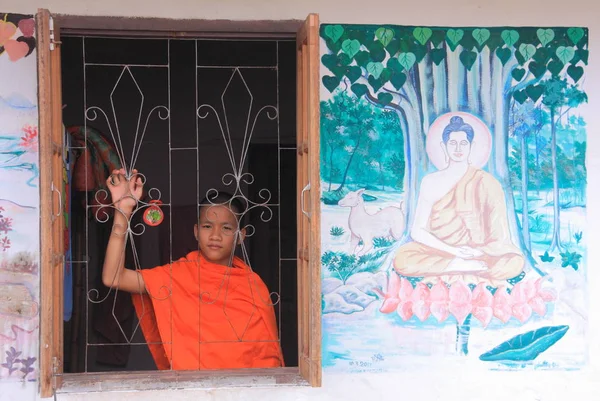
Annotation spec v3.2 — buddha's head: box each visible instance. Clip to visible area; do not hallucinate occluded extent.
[441,116,475,164]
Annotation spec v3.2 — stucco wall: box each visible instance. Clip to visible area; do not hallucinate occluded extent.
[0,1,599,400]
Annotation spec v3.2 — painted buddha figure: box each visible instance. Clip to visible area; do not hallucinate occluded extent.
[393,114,524,286]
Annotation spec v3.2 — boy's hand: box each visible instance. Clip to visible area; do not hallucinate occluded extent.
[107,168,143,215]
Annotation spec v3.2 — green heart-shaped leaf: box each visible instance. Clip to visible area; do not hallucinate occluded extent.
[519,43,537,62]
[324,25,344,43]
[430,30,446,47]
[386,39,401,58]
[529,61,547,79]
[377,92,393,105]
[567,65,584,83]
[446,29,464,47]
[341,39,361,59]
[368,75,383,92]
[431,48,446,65]
[511,67,526,82]
[322,75,341,93]
[387,57,402,73]
[330,66,346,78]
[496,47,512,65]
[472,28,491,47]
[556,46,575,64]
[413,46,427,63]
[398,52,416,71]
[351,83,368,98]
[459,50,477,71]
[513,89,528,104]
[413,27,433,46]
[547,60,565,76]
[390,71,407,90]
[375,27,395,47]
[347,66,362,83]
[367,61,384,79]
[486,33,504,52]
[576,49,589,64]
[368,41,387,62]
[338,53,352,66]
[536,29,555,47]
[526,84,545,102]
[501,30,520,48]
[321,54,338,71]
[380,68,392,83]
[533,47,550,65]
[567,27,585,45]
[354,51,371,68]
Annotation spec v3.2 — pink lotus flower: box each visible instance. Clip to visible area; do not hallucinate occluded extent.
[377,273,556,327]
[511,277,557,322]
[429,281,450,322]
[493,286,513,323]
[379,270,401,314]
[471,283,493,328]
[411,282,431,321]
[448,281,472,324]
[397,278,414,321]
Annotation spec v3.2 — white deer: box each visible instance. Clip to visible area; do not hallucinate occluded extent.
[338,189,405,256]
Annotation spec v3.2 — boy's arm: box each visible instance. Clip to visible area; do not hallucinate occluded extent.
[101,168,147,294]
[101,209,147,293]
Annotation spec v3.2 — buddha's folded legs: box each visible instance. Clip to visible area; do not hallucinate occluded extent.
[394,242,525,282]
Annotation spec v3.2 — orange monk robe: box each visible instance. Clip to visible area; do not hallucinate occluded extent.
[394,166,524,286]
[131,251,284,370]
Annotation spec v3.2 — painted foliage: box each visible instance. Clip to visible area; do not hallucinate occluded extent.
[0,13,39,382]
[319,24,588,372]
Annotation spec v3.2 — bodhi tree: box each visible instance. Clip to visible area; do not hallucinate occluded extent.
[320,24,588,270]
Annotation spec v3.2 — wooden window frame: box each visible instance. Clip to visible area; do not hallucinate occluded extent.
[37,9,321,397]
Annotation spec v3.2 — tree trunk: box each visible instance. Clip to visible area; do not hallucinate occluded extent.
[549,109,562,251]
[417,50,433,134]
[363,89,422,239]
[490,58,541,274]
[467,56,481,113]
[397,104,423,235]
[521,133,531,250]
[480,49,493,126]
[336,135,362,192]
[432,46,448,116]
[447,46,461,112]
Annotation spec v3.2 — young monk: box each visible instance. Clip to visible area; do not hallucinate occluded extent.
[101,168,283,370]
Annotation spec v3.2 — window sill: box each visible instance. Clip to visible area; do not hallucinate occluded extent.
[58,367,308,394]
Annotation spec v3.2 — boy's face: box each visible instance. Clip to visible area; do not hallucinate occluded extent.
[194,205,244,266]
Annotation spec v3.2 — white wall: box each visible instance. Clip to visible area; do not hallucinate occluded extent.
[1,1,599,400]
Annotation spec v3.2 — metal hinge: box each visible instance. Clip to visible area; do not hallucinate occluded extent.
[52,356,62,400]
[49,16,61,51]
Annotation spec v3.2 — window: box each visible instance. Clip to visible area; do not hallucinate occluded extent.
[37,9,321,397]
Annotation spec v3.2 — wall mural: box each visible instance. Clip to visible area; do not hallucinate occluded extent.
[320,24,588,372]
[0,13,39,383]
